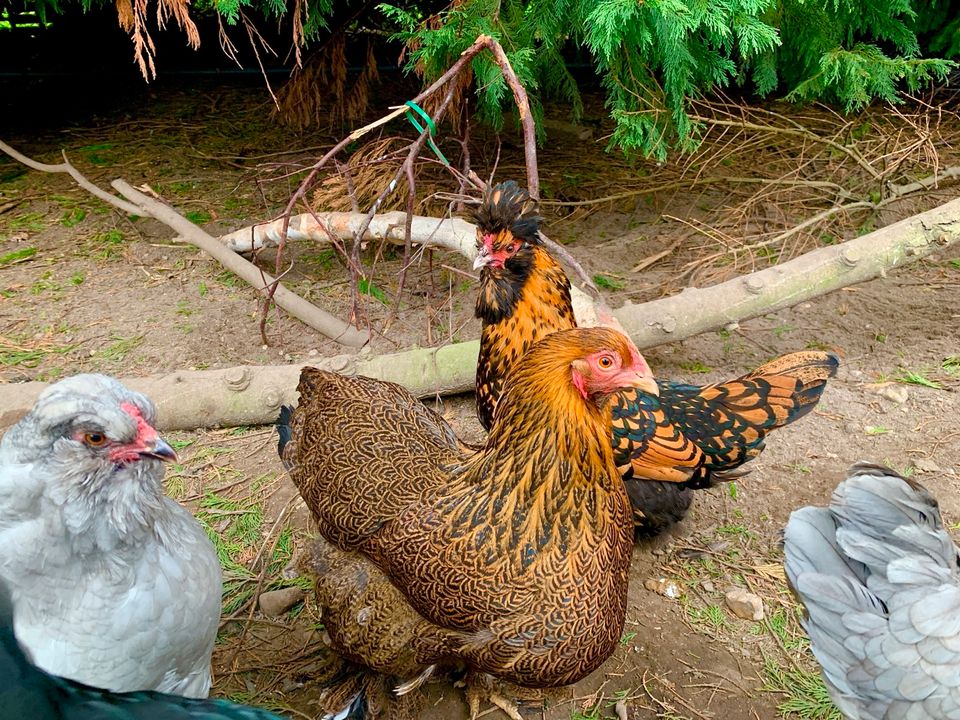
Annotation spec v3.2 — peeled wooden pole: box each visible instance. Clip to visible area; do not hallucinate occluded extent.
[0,342,479,431]
[1,196,957,431]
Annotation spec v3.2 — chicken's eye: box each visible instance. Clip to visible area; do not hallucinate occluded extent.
[597,355,615,370]
[83,432,108,447]
[507,242,520,254]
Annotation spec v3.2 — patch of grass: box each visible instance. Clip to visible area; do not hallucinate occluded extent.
[216,270,240,288]
[359,277,389,305]
[728,482,739,499]
[865,426,890,436]
[60,208,87,227]
[185,210,212,225]
[78,143,115,166]
[619,630,638,645]
[198,281,208,297]
[0,335,76,367]
[302,249,336,270]
[950,259,960,270]
[679,360,712,373]
[197,492,264,614]
[788,462,812,474]
[30,270,61,297]
[716,523,756,540]
[95,334,144,363]
[592,273,625,290]
[762,660,841,720]
[773,323,797,339]
[69,271,85,285]
[8,212,45,232]
[86,229,126,260]
[896,368,942,389]
[767,608,808,652]
[0,246,37,266]
[687,603,729,631]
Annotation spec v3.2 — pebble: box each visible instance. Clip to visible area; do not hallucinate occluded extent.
[913,458,942,474]
[701,580,716,593]
[258,587,305,617]
[873,383,909,404]
[644,578,681,599]
[725,588,765,621]
[309,349,319,356]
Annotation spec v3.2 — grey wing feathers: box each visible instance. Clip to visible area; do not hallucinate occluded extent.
[784,462,960,720]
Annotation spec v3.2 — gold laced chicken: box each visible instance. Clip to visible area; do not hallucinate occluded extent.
[278,327,657,718]
[472,181,839,536]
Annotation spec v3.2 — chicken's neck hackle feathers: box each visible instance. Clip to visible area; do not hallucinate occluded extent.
[471,191,838,536]
[476,244,575,429]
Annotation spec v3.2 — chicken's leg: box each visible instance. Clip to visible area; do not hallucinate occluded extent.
[461,671,524,720]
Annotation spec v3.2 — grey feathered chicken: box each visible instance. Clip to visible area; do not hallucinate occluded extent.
[0,580,278,719]
[0,374,223,697]
[784,462,960,720]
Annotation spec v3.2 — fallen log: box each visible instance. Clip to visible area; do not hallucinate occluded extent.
[3,194,957,431]
[0,342,480,431]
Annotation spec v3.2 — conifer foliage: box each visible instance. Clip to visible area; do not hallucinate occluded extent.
[379,0,955,157]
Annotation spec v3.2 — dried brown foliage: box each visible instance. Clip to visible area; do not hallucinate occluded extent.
[309,137,453,217]
[276,35,381,130]
[115,0,200,80]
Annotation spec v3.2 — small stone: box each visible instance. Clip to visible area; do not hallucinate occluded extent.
[873,383,908,404]
[308,349,319,356]
[725,588,765,621]
[644,578,681,599]
[701,580,715,593]
[284,353,293,361]
[258,587,305,617]
[913,458,942,474]
[281,562,300,581]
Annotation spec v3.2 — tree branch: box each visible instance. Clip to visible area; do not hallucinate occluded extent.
[111,181,369,347]
[0,139,368,348]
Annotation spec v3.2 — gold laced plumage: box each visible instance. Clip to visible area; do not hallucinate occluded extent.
[472,180,839,536]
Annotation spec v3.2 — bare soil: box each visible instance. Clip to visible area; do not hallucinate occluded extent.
[2,82,959,720]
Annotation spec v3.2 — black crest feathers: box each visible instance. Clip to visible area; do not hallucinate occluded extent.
[471,181,543,243]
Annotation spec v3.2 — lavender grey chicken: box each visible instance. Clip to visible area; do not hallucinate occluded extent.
[784,462,960,719]
[0,374,222,698]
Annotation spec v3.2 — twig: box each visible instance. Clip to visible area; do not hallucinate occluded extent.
[688,114,882,180]
[886,166,960,197]
[0,140,368,347]
[112,180,369,346]
[0,140,142,216]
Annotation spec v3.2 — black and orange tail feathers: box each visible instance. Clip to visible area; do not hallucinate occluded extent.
[612,351,839,490]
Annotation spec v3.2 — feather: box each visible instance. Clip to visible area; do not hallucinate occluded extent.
[471,183,837,535]
[0,374,221,697]
[0,580,279,719]
[784,462,960,719]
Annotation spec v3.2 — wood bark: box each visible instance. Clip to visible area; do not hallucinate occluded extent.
[0,342,479,431]
[3,195,957,431]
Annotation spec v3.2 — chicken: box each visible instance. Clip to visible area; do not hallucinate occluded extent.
[472,180,839,536]
[0,580,280,720]
[0,374,222,698]
[279,327,655,716]
[783,462,960,720]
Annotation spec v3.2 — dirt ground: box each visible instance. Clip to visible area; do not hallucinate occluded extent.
[2,81,959,720]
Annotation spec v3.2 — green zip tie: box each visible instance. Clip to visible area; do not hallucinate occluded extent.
[404,100,450,166]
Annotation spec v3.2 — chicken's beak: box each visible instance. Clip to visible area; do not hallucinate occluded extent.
[621,371,660,397]
[139,437,178,463]
[472,249,492,270]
